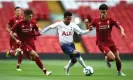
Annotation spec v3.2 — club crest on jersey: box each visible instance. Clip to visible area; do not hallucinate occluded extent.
[62,31,72,36]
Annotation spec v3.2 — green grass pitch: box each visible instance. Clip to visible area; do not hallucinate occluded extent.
[0,60,132,80]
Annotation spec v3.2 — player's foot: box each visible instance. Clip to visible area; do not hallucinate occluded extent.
[64,66,70,75]
[106,60,111,68]
[16,68,22,71]
[6,50,11,57]
[46,71,52,76]
[118,71,126,76]
[15,48,23,56]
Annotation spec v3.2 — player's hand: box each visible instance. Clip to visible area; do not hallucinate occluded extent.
[16,39,21,45]
[84,19,89,24]
[121,32,126,38]
[89,26,93,31]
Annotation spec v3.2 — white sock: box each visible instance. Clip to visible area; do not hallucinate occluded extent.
[66,60,74,69]
[77,56,86,68]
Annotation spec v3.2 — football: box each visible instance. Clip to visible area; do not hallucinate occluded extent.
[83,66,94,76]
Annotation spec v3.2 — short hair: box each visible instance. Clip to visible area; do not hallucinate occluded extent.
[24,9,33,15]
[99,4,108,10]
[15,7,21,10]
[64,11,72,17]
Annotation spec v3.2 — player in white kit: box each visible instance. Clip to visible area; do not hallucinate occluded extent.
[41,11,91,75]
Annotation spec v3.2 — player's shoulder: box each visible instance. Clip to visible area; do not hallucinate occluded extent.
[30,19,37,23]
[94,17,100,21]
[56,21,63,24]
[9,16,15,21]
[31,19,37,22]
[91,17,99,22]
[15,19,24,24]
[70,22,77,25]
[53,21,63,25]
[107,16,116,21]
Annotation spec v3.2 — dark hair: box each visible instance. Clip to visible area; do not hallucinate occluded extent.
[99,4,108,10]
[64,11,72,17]
[24,9,33,15]
[15,7,21,10]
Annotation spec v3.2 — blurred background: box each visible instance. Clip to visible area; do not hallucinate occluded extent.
[0,0,133,60]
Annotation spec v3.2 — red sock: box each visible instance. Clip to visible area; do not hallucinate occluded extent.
[17,54,23,69]
[35,57,47,74]
[116,60,122,71]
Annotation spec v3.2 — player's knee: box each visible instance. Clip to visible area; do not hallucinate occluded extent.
[73,50,81,58]
[71,58,77,64]
[76,52,80,58]
[107,51,115,61]
[107,55,115,61]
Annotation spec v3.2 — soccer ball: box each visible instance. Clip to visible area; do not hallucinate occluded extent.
[83,66,94,76]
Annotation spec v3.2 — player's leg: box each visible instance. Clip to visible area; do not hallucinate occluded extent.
[16,54,23,71]
[73,50,87,68]
[61,43,77,75]
[110,46,126,76]
[64,43,86,68]
[64,55,77,75]
[29,50,52,76]
[6,40,22,57]
[6,40,15,57]
[98,45,115,68]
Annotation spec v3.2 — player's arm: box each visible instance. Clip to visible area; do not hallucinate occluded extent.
[6,19,13,33]
[118,26,125,37]
[73,23,90,35]
[10,31,20,44]
[10,23,21,45]
[6,24,11,33]
[41,22,59,34]
[84,19,94,30]
[112,19,126,37]
[33,23,41,36]
[84,19,90,29]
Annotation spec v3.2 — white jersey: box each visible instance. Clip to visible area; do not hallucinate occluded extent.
[42,21,89,45]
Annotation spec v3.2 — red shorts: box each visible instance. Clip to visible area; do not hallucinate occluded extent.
[20,43,36,59]
[10,38,19,50]
[98,44,118,56]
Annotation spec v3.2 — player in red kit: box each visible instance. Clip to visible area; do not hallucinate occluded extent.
[10,9,52,76]
[6,7,23,71]
[85,4,126,76]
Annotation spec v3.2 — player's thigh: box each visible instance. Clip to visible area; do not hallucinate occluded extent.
[98,45,110,55]
[106,51,115,61]
[10,39,18,50]
[110,45,120,59]
[61,44,75,56]
[21,44,38,59]
[110,45,119,54]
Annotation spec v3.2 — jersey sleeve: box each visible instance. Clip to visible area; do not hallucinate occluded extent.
[41,22,60,34]
[73,23,89,34]
[48,22,60,28]
[33,22,39,31]
[33,23,41,36]
[8,18,14,27]
[11,22,19,33]
[110,18,120,28]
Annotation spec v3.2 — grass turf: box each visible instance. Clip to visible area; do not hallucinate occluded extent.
[0,60,132,80]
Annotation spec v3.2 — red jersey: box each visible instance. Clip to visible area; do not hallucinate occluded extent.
[12,19,40,44]
[8,16,23,28]
[89,16,120,45]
